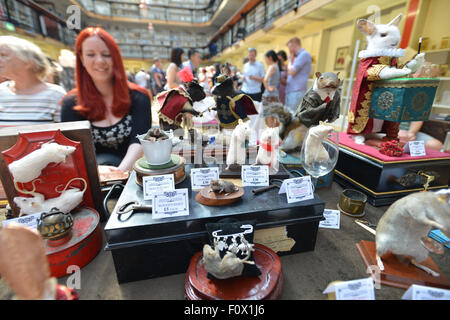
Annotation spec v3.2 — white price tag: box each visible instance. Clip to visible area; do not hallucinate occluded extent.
[407,141,426,157]
[152,188,190,219]
[190,167,220,190]
[143,174,175,200]
[402,284,450,300]
[241,165,269,187]
[282,176,314,203]
[319,209,340,229]
[330,278,375,300]
[1,212,42,229]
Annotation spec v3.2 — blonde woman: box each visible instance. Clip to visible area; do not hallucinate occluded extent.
[0,36,66,127]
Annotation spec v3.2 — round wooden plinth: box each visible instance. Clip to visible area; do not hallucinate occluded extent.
[133,155,186,187]
[45,207,102,278]
[195,186,244,206]
[185,243,283,300]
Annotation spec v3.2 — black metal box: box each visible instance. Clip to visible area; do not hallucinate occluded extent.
[104,168,325,283]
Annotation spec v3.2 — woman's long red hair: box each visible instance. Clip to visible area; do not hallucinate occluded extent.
[69,27,148,121]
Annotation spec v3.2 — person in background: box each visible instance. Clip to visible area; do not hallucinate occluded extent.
[398,121,443,151]
[240,48,265,102]
[198,67,210,94]
[212,62,221,85]
[46,57,63,86]
[60,27,151,172]
[285,37,312,115]
[262,50,281,106]
[183,48,201,78]
[166,47,184,90]
[151,57,166,95]
[0,36,66,127]
[126,70,135,83]
[277,50,288,105]
[135,68,149,89]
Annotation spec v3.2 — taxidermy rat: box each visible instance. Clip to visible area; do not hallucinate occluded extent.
[295,72,342,128]
[376,189,450,277]
[226,119,251,170]
[347,14,425,144]
[255,126,280,173]
[209,179,239,195]
[8,143,76,183]
[304,123,334,166]
[13,177,87,216]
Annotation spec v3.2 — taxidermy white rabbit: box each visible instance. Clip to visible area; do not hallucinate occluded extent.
[304,123,333,166]
[8,143,76,183]
[14,177,87,216]
[256,126,280,173]
[347,14,425,144]
[226,119,251,169]
[376,189,450,277]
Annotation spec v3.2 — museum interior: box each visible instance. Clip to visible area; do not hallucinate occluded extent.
[0,0,449,302]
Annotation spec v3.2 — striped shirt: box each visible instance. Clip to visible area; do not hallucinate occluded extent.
[0,81,66,127]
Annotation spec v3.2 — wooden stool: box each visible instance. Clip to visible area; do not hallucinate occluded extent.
[185,243,283,300]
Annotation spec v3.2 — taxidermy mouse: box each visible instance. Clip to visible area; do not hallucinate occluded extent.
[376,189,450,277]
[8,143,76,184]
[13,177,87,216]
[295,72,342,128]
[346,14,425,144]
[209,179,239,195]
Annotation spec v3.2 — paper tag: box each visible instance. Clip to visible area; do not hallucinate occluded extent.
[190,167,220,190]
[152,188,189,219]
[319,209,340,229]
[1,212,42,229]
[332,278,375,300]
[402,284,450,300]
[241,165,269,187]
[406,141,426,156]
[143,174,175,200]
[284,176,314,203]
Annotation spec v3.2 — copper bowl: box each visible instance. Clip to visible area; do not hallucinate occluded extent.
[338,189,367,217]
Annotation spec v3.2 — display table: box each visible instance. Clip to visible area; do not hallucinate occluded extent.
[104,167,325,283]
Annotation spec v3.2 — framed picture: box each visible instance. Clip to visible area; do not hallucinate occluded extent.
[440,37,449,49]
[334,46,349,70]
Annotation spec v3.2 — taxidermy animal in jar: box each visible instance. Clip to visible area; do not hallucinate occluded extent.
[211,74,258,129]
[226,119,251,170]
[375,189,450,277]
[255,126,280,173]
[155,67,206,131]
[346,14,425,144]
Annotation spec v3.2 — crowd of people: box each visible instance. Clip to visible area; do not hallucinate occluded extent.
[0,28,444,176]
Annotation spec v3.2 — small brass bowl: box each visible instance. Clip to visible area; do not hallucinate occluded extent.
[338,189,367,217]
[37,207,74,241]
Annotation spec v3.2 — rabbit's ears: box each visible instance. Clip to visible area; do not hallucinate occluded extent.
[357,14,402,35]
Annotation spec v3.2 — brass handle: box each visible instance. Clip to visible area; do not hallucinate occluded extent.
[417,171,435,191]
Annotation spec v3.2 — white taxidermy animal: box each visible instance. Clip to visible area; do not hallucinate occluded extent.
[202,241,255,280]
[14,177,87,216]
[304,124,333,166]
[376,190,450,277]
[256,126,280,173]
[353,14,425,144]
[8,143,76,183]
[226,119,251,169]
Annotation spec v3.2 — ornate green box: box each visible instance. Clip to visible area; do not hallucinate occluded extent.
[370,78,439,122]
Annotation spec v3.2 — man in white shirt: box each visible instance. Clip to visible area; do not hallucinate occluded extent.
[135,68,149,89]
[240,48,265,102]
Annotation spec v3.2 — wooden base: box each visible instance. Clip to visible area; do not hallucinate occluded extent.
[356,240,450,290]
[184,243,283,300]
[134,156,186,187]
[195,186,244,206]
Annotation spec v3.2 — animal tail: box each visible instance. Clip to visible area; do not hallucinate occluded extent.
[55,177,88,194]
[13,179,41,196]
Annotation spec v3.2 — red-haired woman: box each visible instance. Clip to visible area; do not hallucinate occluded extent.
[61,27,151,171]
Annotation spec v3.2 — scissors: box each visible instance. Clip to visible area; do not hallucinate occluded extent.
[252,178,284,195]
[117,201,152,215]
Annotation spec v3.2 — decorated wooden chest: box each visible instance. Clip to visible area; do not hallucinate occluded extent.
[370,78,439,122]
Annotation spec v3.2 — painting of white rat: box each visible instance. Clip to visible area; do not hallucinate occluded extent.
[8,142,76,183]
[346,14,425,144]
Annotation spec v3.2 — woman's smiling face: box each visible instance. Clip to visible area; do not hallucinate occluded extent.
[81,35,114,83]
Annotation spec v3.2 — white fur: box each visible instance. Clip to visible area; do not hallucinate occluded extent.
[226,120,251,167]
[256,127,280,172]
[8,143,76,183]
[304,125,333,166]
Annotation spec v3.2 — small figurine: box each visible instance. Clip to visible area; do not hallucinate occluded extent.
[211,74,258,129]
[0,223,78,300]
[209,179,239,196]
[142,127,169,142]
[304,123,334,166]
[295,72,342,128]
[255,126,280,173]
[346,14,425,144]
[155,67,206,131]
[376,189,450,277]
[226,119,251,170]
